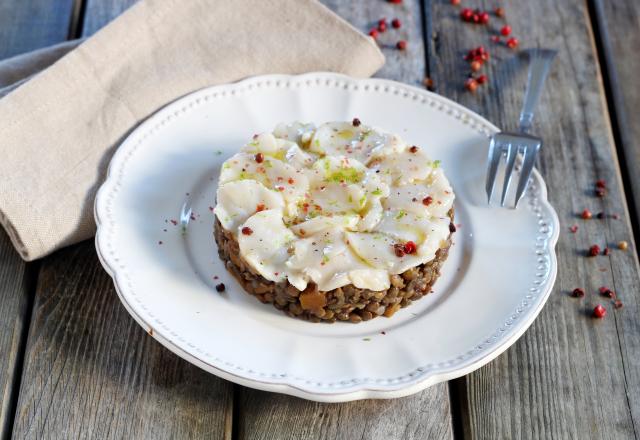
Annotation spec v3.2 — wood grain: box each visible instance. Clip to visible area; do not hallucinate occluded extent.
[592,0,640,233]
[424,0,640,438]
[82,0,138,36]
[11,243,234,439]
[9,2,234,438]
[238,386,453,440]
[0,1,78,437]
[0,0,76,59]
[0,230,34,440]
[236,2,452,439]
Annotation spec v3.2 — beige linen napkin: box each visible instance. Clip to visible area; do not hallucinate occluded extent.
[0,0,384,261]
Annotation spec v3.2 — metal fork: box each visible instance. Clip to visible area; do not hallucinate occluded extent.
[485,48,557,207]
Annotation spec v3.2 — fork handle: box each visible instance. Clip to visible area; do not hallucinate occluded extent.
[519,49,557,134]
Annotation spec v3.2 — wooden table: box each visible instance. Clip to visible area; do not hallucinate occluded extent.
[1,0,639,438]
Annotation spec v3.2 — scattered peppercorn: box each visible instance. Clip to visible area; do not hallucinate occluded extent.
[403,241,417,254]
[423,77,435,91]
[378,21,387,32]
[256,204,265,212]
[589,244,601,256]
[592,304,607,318]
[495,7,505,17]
[612,214,620,220]
[409,145,419,153]
[460,8,473,21]
[595,179,606,188]
[449,222,457,233]
[388,0,402,3]
[254,153,264,163]
[369,28,379,39]
[618,240,628,250]
[396,40,407,50]
[491,35,501,43]
[465,78,478,92]
[393,243,406,257]
[450,0,461,4]
[241,226,253,235]
[596,212,605,219]
[470,60,483,72]
[422,196,433,206]
[215,283,226,292]
[595,187,606,197]
[581,209,592,219]
[500,25,512,36]
[478,11,490,24]
[392,18,401,29]
[571,287,585,298]
[600,287,615,298]
[614,300,623,309]
[569,225,578,233]
[477,74,488,84]
[158,241,163,245]
[506,37,519,49]
[603,247,611,256]
[352,117,361,127]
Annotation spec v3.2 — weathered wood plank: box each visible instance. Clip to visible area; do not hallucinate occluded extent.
[0,1,78,438]
[592,0,640,235]
[10,2,234,438]
[239,386,453,440]
[424,0,640,438]
[11,243,234,439]
[592,0,640,430]
[0,230,33,440]
[237,1,452,438]
[82,0,138,36]
[0,0,76,59]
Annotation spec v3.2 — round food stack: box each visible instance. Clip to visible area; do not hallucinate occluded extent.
[213,120,455,323]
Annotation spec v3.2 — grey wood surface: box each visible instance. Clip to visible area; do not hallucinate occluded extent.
[236,1,453,438]
[423,0,640,438]
[0,0,76,59]
[0,1,77,438]
[0,230,33,440]
[0,0,639,439]
[593,0,640,235]
[10,244,234,440]
[9,2,233,439]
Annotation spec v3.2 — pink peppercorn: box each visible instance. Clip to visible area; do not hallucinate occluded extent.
[593,304,607,318]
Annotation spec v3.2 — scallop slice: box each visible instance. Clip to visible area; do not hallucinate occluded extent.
[354,169,390,231]
[423,168,455,217]
[306,183,366,216]
[218,152,309,217]
[272,121,316,147]
[284,142,317,169]
[311,155,367,185]
[345,231,424,275]
[374,209,433,245]
[309,122,405,164]
[286,228,389,291]
[214,180,285,231]
[240,132,281,157]
[242,133,317,168]
[237,209,296,283]
[371,146,435,186]
[290,214,359,237]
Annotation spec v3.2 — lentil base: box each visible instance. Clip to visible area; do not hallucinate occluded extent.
[214,211,454,323]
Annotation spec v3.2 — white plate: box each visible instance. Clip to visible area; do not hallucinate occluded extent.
[95,72,559,402]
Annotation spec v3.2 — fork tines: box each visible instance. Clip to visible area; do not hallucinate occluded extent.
[485,132,542,208]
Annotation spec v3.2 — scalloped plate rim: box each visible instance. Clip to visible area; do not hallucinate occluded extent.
[94,72,560,402]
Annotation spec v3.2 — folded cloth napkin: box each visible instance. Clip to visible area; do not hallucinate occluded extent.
[0,0,384,261]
